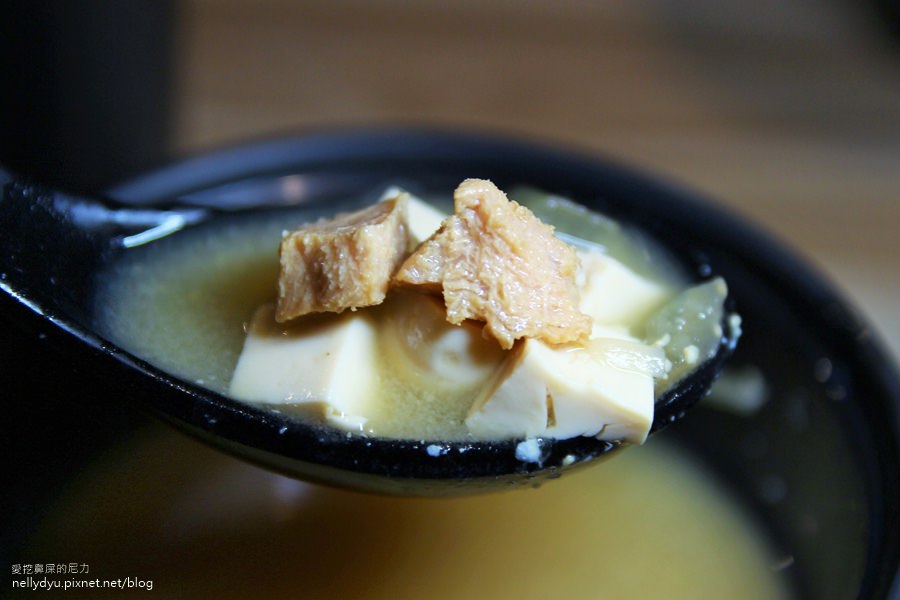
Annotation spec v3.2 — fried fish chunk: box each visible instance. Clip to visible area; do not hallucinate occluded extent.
[276,195,408,322]
[394,179,591,349]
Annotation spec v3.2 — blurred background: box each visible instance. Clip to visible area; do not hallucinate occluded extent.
[3,0,898,363]
[176,0,900,363]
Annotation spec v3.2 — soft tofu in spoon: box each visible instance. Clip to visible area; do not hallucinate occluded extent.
[466,335,667,443]
[230,180,723,447]
[230,304,379,430]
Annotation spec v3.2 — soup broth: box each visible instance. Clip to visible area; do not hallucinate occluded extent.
[25,428,791,599]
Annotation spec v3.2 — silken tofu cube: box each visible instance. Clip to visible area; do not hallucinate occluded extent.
[576,250,672,328]
[276,195,408,322]
[229,303,378,431]
[466,336,663,443]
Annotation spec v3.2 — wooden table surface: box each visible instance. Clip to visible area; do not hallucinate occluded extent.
[171,0,900,364]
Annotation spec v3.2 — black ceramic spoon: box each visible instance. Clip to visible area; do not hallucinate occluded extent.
[0,129,738,496]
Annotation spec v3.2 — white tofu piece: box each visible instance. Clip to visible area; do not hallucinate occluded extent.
[467,337,662,444]
[544,338,660,443]
[577,250,672,327]
[406,194,447,246]
[378,186,447,247]
[229,303,378,431]
[466,341,550,439]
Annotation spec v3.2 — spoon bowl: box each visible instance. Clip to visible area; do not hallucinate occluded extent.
[0,129,738,495]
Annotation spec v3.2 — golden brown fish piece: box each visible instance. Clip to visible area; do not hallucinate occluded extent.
[394,179,591,349]
[276,196,408,322]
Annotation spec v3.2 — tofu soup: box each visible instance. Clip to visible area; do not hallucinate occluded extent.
[86,183,791,598]
[96,181,731,443]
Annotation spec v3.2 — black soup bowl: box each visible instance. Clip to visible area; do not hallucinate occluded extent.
[1,129,898,599]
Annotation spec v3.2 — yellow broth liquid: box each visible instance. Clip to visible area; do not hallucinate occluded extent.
[26,428,791,599]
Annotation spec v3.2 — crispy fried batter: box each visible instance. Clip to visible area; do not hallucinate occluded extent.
[394,179,591,348]
[276,196,408,322]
